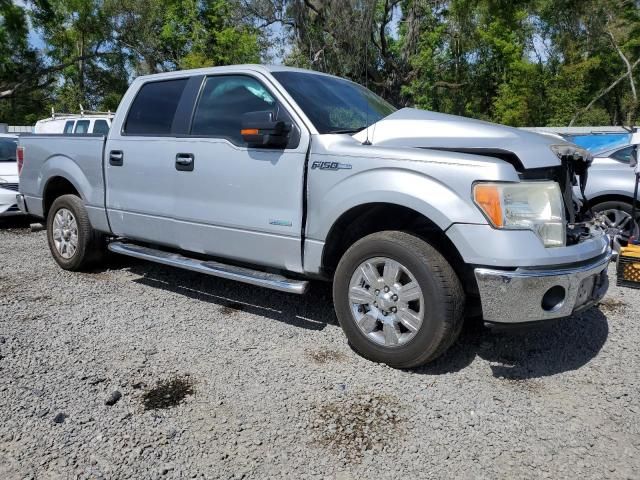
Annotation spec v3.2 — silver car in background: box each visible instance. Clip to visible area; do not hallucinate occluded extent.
[0,134,21,216]
[582,143,639,250]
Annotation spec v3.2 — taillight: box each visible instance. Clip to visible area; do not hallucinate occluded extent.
[17,146,24,175]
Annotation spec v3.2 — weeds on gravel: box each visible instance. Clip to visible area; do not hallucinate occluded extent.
[311,393,402,461]
[598,298,628,315]
[142,377,194,410]
[501,377,543,393]
[307,349,348,364]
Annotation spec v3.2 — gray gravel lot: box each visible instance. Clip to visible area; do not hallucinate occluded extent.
[1,218,639,479]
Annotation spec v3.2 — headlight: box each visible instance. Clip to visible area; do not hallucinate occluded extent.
[0,177,7,184]
[473,181,566,247]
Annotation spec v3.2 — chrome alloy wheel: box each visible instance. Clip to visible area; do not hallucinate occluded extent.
[52,208,78,259]
[600,208,639,253]
[348,257,424,347]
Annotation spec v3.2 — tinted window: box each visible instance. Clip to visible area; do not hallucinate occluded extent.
[0,138,17,162]
[93,119,110,134]
[610,146,634,163]
[272,71,396,134]
[74,120,90,133]
[124,79,188,135]
[191,75,281,145]
[64,121,75,133]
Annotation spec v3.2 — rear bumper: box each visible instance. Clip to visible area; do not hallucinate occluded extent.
[475,252,612,323]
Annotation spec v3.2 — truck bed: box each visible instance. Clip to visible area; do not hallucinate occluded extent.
[18,134,108,230]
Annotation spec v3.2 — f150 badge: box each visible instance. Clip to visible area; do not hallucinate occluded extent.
[311,161,352,170]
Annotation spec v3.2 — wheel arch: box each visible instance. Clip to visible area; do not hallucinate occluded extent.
[319,202,477,296]
[43,176,82,219]
[589,193,636,209]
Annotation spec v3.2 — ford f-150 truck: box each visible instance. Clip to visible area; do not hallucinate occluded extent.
[17,65,612,368]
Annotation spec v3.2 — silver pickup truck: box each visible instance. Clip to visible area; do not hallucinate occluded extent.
[17,65,612,368]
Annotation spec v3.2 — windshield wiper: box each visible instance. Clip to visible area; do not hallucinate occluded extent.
[328,127,367,134]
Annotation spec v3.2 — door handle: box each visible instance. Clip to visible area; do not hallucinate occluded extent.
[175,153,194,171]
[109,150,123,166]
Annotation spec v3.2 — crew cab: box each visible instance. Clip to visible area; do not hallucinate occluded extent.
[17,65,612,367]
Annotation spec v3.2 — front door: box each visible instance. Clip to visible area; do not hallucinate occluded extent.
[172,74,309,272]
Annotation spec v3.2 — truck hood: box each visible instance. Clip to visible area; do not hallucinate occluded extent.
[354,108,574,170]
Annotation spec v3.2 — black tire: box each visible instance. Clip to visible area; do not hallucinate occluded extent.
[333,231,464,368]
[46,194,106,271]
[592,200,638,220]
[592,200,640,248]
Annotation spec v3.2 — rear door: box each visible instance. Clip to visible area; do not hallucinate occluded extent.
[104,76,198,246]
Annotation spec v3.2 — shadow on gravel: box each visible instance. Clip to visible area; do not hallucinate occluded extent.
[127,262,338,331]
[415,307,609,379]
[116,258,608,378]
[0,216,33,231]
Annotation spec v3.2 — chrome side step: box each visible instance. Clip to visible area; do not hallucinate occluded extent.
[108,241,309,294]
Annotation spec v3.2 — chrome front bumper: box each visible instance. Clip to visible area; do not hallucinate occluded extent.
[475,252,612,323]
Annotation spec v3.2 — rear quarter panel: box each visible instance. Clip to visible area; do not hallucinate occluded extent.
[19,135,109,231]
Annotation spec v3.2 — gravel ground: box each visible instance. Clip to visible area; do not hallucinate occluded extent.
[1,218,639,480]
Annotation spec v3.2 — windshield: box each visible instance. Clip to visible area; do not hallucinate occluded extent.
[0,138,17,162]
[272,71,396,134]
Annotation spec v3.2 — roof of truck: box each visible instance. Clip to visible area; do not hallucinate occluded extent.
[132,64,340,83]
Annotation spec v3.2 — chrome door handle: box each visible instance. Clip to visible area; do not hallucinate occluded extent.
[109,150,123,166]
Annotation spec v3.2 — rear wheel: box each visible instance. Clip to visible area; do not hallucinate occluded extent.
[333,231,464,368]
[46,194,105,271]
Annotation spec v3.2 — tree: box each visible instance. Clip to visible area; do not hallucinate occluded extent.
[0,0,50,123]
[111,0,263,74]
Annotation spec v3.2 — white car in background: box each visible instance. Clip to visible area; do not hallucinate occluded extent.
[34,111,113,135]
[0,134,21,216]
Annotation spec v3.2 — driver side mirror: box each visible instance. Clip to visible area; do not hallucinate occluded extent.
[241,111,291,148]
[631,145,638,168]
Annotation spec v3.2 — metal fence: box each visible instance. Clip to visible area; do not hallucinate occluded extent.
[0,124,34,133]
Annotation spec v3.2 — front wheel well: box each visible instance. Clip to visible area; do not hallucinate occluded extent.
[321,203,477,296]
[43,177,80,218]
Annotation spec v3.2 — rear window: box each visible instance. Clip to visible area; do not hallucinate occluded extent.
[124,79,188,135]
[93,119,110,134]
[64,121,75,133]
[0,138,17,162]
[74,120,90,133]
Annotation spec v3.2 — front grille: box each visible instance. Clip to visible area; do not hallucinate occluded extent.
[0,183,19,192]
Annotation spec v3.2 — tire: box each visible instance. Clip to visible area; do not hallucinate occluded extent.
[592,200,639,251]
[333,231,464,368]
[592,200,639,219]
[46,194,106,271]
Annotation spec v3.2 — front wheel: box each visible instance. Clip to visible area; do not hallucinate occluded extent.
[46,194,106,271]
[333,231,465,368]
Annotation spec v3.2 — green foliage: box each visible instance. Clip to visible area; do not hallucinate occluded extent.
[1,0,640,127]
[0,0,51,124]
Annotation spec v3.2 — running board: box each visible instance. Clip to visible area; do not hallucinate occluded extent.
[108,241,309,294]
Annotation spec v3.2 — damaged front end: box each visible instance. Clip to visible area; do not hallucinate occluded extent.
[524,144,609,247]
